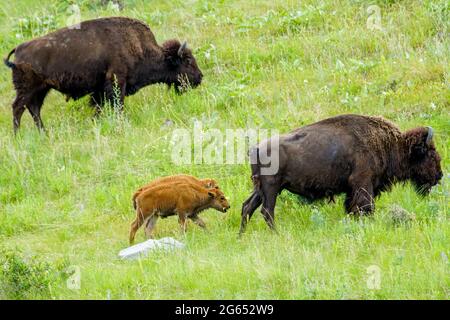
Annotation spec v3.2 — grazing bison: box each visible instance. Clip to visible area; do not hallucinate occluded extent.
[4,17,203,132]
[132,174,219,210]
[130,183,230,244]
[240,114,442,234]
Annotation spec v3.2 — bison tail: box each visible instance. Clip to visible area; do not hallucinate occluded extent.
[132,196,137,210]
[132,191,141,210]
[249,147,261,192]
[4,48,16,69]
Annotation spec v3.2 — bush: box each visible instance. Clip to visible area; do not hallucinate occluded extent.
[0,250,65,299]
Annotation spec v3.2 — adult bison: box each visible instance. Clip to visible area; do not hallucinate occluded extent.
[240,114,443,234]
[4,17,203,132]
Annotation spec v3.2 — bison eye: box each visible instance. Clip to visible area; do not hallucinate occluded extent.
[220,197,225,200]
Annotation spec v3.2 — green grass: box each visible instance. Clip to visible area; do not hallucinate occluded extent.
[0,0,449,299]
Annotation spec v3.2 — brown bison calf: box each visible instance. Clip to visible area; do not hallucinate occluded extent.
[129,183,230,244]
[132,174,219,210]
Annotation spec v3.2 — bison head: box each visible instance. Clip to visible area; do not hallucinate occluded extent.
[162,40,203,93]
[405,127,443,195]
[208,189,230,213]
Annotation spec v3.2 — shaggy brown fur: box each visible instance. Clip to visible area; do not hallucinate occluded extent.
[130,183,230,244]
[132,174,219,210]
[4,17,203,132]
[240,114,443,234]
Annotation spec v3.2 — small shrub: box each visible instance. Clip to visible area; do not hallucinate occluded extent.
[0,250,65,299]
[388,205,416,226]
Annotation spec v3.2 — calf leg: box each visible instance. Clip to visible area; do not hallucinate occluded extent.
[129,209,147,244]
[144,214,159,239]
[239,191,262,235]
[190,214,207,229]
[178,213,188,234]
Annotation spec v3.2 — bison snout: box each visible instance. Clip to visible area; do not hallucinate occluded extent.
[194,73,203,87]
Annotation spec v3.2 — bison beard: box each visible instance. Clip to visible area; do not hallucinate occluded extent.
[3,17,203,133]
[239,114,443,234]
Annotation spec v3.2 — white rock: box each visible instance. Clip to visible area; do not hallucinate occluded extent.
[118,237,185,260]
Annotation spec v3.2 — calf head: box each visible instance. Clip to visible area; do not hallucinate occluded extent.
[162,40,203,92]
[208,189,230,213]
[404,127,443,195]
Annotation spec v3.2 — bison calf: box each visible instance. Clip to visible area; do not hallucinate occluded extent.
[130,183,230,244]
[240,114,443,234]
[132,174,219,210]
[4,17,203,133]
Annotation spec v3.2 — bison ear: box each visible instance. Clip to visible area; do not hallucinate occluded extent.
[162,39,183,67]
[206,181,217,189]
[406,127,433,159]
[208,191,215,198]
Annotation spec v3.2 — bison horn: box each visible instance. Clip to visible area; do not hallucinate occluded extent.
[426,126,433,145]
[178,41,187,57]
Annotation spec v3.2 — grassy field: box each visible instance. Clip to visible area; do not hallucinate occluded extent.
[0,0,448,299]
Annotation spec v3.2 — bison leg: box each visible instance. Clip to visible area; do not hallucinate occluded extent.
[260,185,278,230]
[26,88,49,131]
[256,174,282,232]
[144,214,158,239]
[239,191,262,235]
[90,91,105,116]
[129,209,147,244]
[190,214,207,229]
[11,66,49,133]
[178,213,188,234]
[345,185,375,215]
[12,95,27,134]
